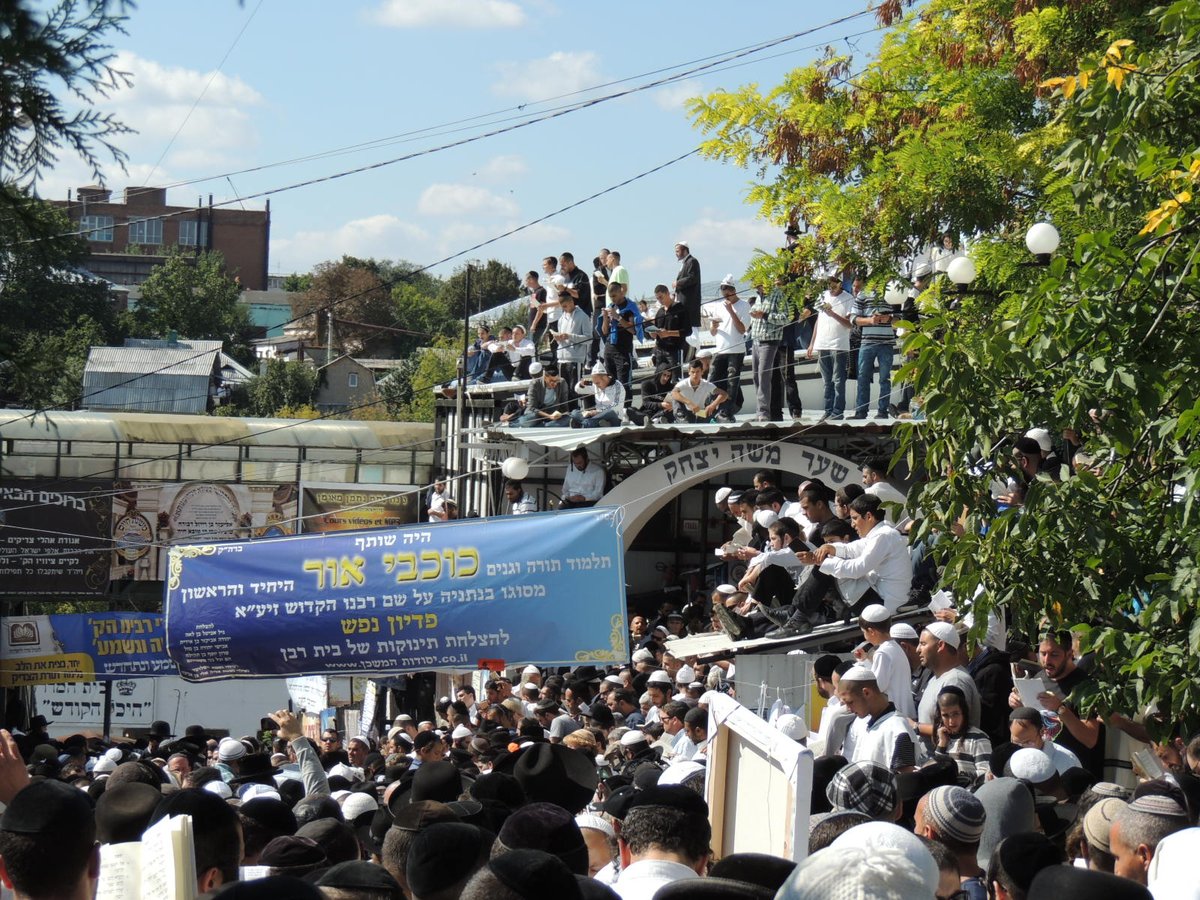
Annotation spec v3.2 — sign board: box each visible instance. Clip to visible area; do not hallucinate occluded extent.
[286,676,329,713]
[164,507,628,681]
[0,480,111,594]
[1,613,174,687]
[36,680,156,728]
[111,481,298,582]
[300,482,419,533]
[704,691,813,863]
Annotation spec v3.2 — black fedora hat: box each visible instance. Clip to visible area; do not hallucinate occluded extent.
[387,761,473,813]
[148,721,174,739]
[513,743,597,815]
[228,753,281,785]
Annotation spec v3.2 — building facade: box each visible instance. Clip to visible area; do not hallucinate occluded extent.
[49,185,270,290]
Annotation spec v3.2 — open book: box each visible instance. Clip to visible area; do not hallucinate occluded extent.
[95,813,196,900]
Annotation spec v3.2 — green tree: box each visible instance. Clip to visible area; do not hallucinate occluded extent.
[439,259,522,321]
[377,338,456,423]
[246,358,318,418]
[0,0,133,225]
[292,258,395,356]
[281,272,312,293]
[0,196,121,408]
[691,0,1200,734]
[127,249,252,361]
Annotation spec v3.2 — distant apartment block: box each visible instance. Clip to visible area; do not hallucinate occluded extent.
[49,185,270,291]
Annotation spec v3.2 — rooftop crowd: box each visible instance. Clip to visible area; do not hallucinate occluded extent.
[443,237,940,428]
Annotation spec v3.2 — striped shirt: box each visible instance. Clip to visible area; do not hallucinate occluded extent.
[933,727,992,787]
[851,290,897,344]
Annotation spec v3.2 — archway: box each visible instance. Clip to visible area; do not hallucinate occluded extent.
[599,439,859,549]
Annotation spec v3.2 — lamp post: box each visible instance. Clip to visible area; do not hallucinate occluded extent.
[1025,222,1061,265]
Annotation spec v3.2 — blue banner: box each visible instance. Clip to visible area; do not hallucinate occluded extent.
[163,507,628,681]
[1,613,174,686]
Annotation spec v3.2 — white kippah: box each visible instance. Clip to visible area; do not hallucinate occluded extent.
[620,730,648,747]
[924,621,960,649]
[838,664,877,684]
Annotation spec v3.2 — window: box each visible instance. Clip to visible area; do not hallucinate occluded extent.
[178,219,209,247]
[348,373,359,388]
[128,216,163,246]
[79,214,113,242]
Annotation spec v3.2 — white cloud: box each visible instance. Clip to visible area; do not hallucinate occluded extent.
[417,183,519,217]
[492,51,602,99]
[653,79,705,112]
[369,0,526,29]
[36,51,265,197]
[271,214,430,272]
[474,154,528,182]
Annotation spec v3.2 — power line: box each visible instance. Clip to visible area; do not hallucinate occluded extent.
[31,7,879,246]
[115,9,879,202]
[140,0,266,187]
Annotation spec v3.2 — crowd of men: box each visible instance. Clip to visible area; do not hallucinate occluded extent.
[445,240,939,429]
[3,620,1198,900]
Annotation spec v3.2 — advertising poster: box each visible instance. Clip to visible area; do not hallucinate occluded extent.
[300,482,419,533]
[0,480,111,594]
[110,481,298,582]
[0,612,174,687]
[164,507,628,681]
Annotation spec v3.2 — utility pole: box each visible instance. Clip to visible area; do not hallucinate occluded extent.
[327,310,334,367]
[455,264,472,480]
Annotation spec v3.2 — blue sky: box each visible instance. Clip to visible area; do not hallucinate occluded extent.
[38,1,885,291]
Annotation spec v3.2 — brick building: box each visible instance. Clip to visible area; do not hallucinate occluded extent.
[49,185,271,290]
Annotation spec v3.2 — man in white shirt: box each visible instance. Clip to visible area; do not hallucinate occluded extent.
[426,479,448,522]
[799,493,912,614]
[703,279,750,421]
[505,325,535,380]
[806,272,854,419]
[837,664,922,772]
[669,358,728,423]
[863,456,909,525]
[572,363,625,428]
[504,480,537,515]
[1008,706,1081,774]
[561,446,605,508]
[614,787,710,900]
[858,604,916,720]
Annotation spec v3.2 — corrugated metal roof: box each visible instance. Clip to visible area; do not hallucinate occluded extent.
[86,346,219,377]
[125,338,223,353]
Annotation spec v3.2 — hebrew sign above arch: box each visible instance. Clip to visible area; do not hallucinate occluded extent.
[600,439,859,550]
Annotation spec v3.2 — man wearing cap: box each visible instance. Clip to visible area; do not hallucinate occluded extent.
[703,278,750,420]
[806,272,854,419]
[837,664,921,771]
[614,785,710,899]
[892,262,931,415]
[411,731,445,769]
[827,760,901,821]
[915,784,988,897]
[669,358,727,423]
[1009,707,1081,775]
[572,362,626,427]
[0,780,100,900]
[1109,791,1189,886]
[859,605,916,720]
[672,241,702,331]
[516,363,570,427]
[915,622,982,750]
[643,671,673,725]
[216,736,247,783]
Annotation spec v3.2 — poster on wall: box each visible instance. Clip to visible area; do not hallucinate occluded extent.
[110,481,298,582]
[0,480,112,594]
[164,507,628,681]
[0,612,174,687]
[300,482,420,533]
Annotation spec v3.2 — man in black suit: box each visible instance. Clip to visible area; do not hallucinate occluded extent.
[673,240,702,330]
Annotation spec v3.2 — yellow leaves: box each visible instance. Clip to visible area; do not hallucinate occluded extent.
[1105,39,1134,64]
[1141,192,1192,236]
[1041,38,1136,100]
